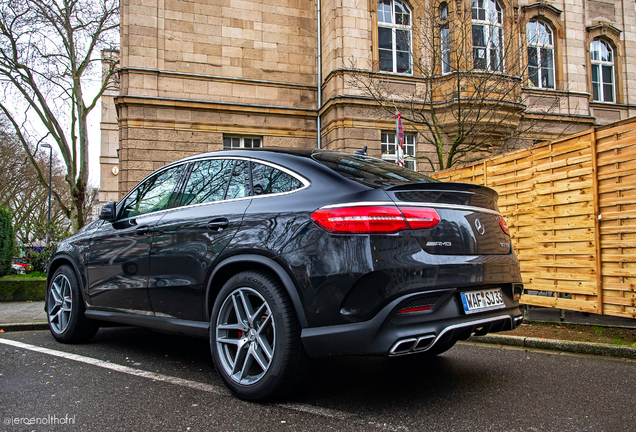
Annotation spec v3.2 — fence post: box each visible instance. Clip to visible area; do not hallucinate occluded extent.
[590,128,603,315]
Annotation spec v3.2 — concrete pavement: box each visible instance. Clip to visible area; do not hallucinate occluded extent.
[0,301,47,329]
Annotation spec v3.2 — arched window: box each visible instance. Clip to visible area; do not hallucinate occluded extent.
[471,0,503,72]
[378,0,412,74]
[527,20,555,89]
[591,39,615,102]
[439,2,448,20]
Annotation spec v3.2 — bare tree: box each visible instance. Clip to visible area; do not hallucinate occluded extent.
[0,120,71,245]
[349,1,566,171]
[0,0,118,231]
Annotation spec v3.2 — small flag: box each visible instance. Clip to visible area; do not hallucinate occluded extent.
[395,111,404,167]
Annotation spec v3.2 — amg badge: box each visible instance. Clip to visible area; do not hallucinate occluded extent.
[426,241,452,247]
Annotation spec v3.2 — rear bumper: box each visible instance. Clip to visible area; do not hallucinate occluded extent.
[301,289,523,357]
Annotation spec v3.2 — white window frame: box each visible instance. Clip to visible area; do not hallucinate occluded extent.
[222,136,263,149]
[377,0,413,74]
[381,131,416,171]
[590,39,615,103]
[471,0,504,72]
[526,20,555,89]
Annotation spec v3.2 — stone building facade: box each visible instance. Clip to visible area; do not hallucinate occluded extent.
[100,0,636,202]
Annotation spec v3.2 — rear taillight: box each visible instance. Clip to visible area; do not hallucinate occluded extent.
[498,215,510,236]
[400,207,441,230]
[311,205,440,234]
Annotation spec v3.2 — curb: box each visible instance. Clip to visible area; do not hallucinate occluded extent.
[524,319,636,330]
[0,322,49,332]
[467,334,636,359]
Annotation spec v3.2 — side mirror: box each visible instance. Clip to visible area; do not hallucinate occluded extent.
[99,201,117,222]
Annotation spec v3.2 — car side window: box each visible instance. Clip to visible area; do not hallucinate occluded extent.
[226,160,250,200]
[251,162,302,195]
[179,159,234,206]
[119,166,183,219]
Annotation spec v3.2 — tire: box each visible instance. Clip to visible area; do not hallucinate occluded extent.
[46,265,99,343]
[210,270,304,401]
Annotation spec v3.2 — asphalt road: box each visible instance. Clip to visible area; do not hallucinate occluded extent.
[1,327,634,432]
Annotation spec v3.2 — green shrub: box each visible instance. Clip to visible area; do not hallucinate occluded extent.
[0,277,46,301]
[0,207,14,277]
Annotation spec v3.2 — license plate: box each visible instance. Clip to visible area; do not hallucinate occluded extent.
[460,288,505,314]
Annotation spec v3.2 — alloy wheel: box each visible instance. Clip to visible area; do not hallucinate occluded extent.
[48,274,73,334]
[215,287,275,386]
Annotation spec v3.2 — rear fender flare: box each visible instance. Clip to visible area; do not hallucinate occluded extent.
[204,254,308,328]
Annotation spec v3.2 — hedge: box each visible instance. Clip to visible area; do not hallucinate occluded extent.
[0,277,46,302]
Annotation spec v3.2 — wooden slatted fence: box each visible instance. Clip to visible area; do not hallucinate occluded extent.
[431,118,636,319]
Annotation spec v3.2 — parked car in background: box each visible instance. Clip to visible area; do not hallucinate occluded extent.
[45,148,524,400]
[11,257,33,274]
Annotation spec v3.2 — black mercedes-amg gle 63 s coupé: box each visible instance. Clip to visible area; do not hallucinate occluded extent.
[46,148,523,400]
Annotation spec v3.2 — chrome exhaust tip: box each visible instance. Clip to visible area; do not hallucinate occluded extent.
[389,335,436,355]
[413,335,435,352]
[389,338,417,355]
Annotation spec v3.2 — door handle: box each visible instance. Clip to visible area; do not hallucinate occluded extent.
[136,226,150,235]
[207,218,229,232]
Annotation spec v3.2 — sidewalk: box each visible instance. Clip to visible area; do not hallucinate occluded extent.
[524,306,636,328]
[0,301,47,330]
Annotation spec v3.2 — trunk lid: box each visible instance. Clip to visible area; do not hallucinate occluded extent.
[385,182,511,255]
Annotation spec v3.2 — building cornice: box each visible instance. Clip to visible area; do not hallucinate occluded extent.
[589,101,636,109]
[586,22,622,36]
[521,2,562,16]
[115,95,317,118]
[119,117,317,139]
[322,68,524,89]
[119,67,317,91]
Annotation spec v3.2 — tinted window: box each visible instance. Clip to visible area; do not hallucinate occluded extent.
[119,166,183,218]
[179,159,234,206]
[226,160,250,200]
[312,153,438,186]
[251,162,302,195]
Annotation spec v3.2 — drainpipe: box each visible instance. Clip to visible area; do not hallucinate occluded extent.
[316,0,322,149]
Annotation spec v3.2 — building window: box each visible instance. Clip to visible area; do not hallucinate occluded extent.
[527,20,554,89]
[381,132,416,170]
[590,39,615,103]
[471,0,503,72]
[441,25,451,74]
[378,0,412,74]
[439,2,448,20]
[223,136,262,149]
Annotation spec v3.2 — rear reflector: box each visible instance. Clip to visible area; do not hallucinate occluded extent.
[311,205,440,234]
[398,305,433,314]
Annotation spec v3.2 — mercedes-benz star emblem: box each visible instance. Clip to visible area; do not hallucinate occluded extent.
[474,219,485,235]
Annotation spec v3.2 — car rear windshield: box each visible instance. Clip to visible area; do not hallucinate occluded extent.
[312,152,438,186]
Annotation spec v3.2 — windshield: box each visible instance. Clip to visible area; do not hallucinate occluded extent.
[312,152,438,187]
